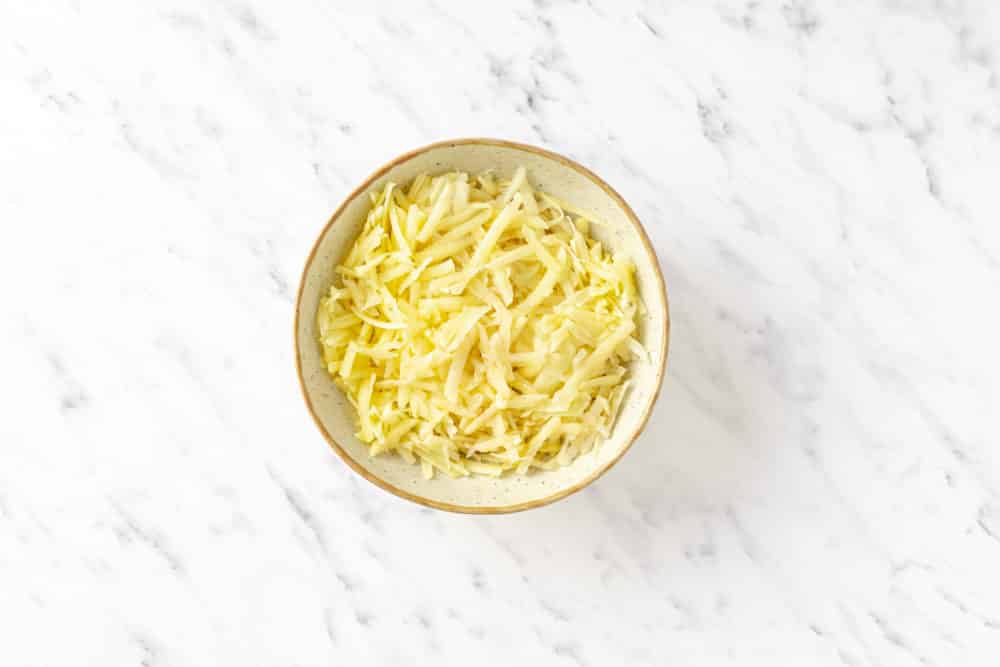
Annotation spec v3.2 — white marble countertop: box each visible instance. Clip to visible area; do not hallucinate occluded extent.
[3,1,1000,665]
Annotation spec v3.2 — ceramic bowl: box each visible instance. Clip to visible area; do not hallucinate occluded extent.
[295,138,669,513]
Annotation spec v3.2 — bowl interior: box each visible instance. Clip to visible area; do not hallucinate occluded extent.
[296,140,668,512]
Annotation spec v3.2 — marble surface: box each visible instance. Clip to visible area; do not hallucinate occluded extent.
[2,1,999,665]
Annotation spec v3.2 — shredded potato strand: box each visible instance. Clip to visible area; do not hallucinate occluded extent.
[317,169,643,478]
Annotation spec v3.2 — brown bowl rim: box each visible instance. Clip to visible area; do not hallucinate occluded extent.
[294,137,670,514]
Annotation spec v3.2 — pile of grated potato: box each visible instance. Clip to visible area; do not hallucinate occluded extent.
[316,167,645,478]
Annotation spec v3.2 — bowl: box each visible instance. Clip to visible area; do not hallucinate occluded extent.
[295,138,669,513]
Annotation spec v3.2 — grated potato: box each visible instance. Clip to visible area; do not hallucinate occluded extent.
[316,167,644,478]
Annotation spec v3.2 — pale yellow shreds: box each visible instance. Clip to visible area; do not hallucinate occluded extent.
[316,168,645,478]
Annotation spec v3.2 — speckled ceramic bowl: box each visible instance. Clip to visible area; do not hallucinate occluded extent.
[295,139,669,513]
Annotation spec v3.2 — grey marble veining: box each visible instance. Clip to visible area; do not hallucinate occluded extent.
[1,1,999,665]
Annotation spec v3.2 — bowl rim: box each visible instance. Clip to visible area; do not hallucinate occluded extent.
[295,137,670,514]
